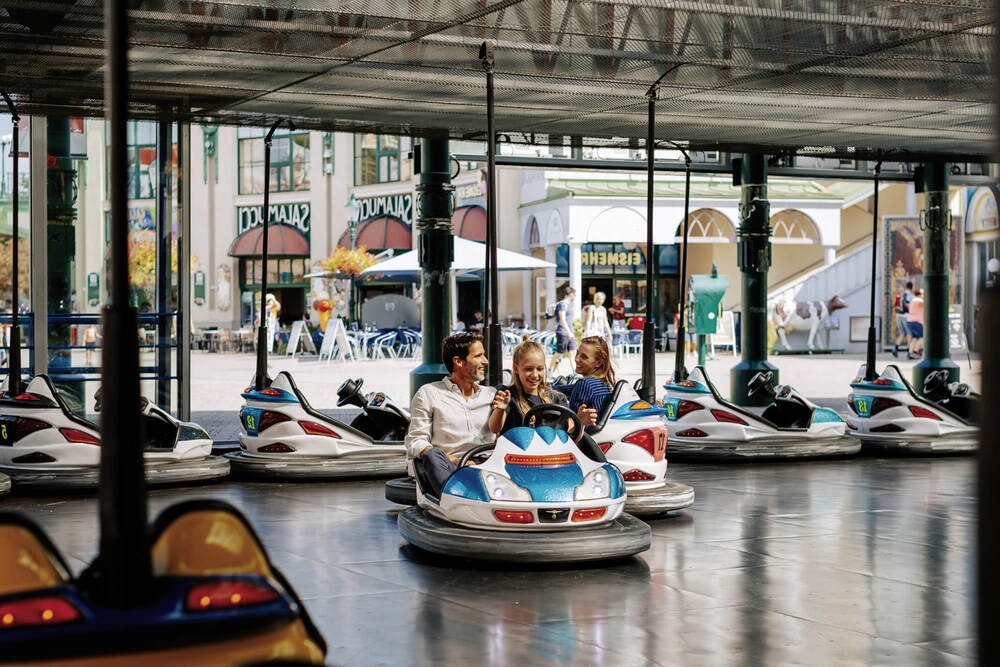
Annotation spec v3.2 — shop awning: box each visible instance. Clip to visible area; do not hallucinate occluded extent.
[337,215,411,251]
[359,237,554,280]
[452,205,486,242]
[228,224,309,257]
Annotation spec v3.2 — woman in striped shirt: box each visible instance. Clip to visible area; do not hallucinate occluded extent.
[562,336,616,427]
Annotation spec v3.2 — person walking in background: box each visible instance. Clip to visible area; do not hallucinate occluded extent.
[892,281,914,358]
[582,291,612,342]
[548,287,577,376]
[608,294,627,331]
[906,288,924,360]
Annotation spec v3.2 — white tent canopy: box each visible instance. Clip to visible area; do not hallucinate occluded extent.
[359,237,555,278]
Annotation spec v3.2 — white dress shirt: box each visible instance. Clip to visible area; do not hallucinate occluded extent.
[404,376,497,458]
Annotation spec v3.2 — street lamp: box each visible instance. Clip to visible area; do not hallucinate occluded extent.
[345,192,361,323]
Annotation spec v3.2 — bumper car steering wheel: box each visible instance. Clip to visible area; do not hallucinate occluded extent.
[523,404,583,439]
[747,371,776,399]
[459,443,497,468]
[922,370,950,397]
[336,377,366,408]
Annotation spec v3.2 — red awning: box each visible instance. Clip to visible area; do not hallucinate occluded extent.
[452,205,486,242]
[228,224,309,257]
[337,215,411,250]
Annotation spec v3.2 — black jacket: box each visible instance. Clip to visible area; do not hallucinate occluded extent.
[498,385,569,437]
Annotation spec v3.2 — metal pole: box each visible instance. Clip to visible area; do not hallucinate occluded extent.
[98,0,150,608]
[410,138,454,396]
[254,119,293,390]
[155,113,170,407]
[29,116,46,377]
[673,155,692,381]
[176,119,191,420]
[864,161,882,381]
[481,41,502,386]
[730,154,777,406]
[637,90,656,402]
[2,92,23,394]
[912,161,959,389]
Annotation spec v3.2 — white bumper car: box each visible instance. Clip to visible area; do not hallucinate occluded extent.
[846,365,978,454]
[662,367,860,459]
[398,405,650,563]
[228,371,406,479]
[0,375,227,490]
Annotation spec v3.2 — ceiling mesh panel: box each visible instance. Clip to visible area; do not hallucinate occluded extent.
[0,0,994,159]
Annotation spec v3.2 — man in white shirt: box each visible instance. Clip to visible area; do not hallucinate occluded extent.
[405,332,500,495]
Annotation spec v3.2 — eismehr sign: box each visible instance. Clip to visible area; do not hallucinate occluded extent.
[237,202,311,235]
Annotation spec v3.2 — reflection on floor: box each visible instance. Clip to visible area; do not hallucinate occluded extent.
[4,457,974,665]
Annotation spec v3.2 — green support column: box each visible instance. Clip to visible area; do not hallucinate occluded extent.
[410,138,454,396]
[46,117,82,410]
[913,161,959,388]
[730,154,778,406]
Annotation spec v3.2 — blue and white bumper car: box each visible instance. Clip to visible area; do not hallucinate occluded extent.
[398,405,651,563]
[662,367,860,460]
[846,365,978,454]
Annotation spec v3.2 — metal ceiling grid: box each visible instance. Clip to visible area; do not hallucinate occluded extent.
[0,0,994,159]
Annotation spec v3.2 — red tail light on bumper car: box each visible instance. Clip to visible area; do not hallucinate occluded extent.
[258,443,295,453]
[908,406,942,421]
[571,507,607,522]
[299,421,340,437]
[711,409,748,425]
[185,580,279,612]
[258,410,291,432]
[0,596,80,629]
[676,400,704,417]
[58,428,100,445]
[622,429,654,454]
[676,428,708,437]
[622,470,656,482]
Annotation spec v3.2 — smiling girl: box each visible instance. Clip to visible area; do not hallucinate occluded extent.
[561,335,616,427]
[489,339,570,437]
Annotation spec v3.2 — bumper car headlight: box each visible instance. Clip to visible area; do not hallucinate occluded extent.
[575,468,611,501]
[480,471,531,502]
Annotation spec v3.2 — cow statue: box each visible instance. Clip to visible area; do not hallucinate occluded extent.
[771,295,848,351]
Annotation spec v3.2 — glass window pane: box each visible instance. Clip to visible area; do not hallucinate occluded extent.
[293,134,310,162]
[293,161,309,191]
[136,121,155,145]
[278,165,291,191]
[292,259,304,283]
[279,259,290,283]
[267,259,278,284]
[269,166,279,191]
[380,135,399,151]
[272,137,290,163]
[388,155,399,182]
[379,155,388,182]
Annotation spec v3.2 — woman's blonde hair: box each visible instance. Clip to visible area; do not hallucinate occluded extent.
[579,335,616,386]
[510,339,556,413]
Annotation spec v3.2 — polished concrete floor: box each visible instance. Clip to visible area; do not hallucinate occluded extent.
[3,456,975,665]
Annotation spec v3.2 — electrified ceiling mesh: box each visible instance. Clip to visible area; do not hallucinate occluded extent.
[0,0,994,159]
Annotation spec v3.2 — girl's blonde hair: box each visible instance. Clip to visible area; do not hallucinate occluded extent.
[580,335,616,386]
[511,339,556,413]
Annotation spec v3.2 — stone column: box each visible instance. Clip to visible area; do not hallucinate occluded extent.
[410,138,454,396]
[913,161,959,387]
[731,154,778,406]
[569,240,582,320]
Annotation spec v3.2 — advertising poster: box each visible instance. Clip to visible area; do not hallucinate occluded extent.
[883,215,963,346]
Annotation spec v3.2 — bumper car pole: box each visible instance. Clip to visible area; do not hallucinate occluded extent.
[480,41,502,387]
[254,118,294,390]
[98,0,151,607]
[637,86,657,402]
[863,161,882,382]
[1,91,23,396]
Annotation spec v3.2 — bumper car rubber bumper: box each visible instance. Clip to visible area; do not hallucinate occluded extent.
[385,477,417,505]
[398,507,651,563]
[0,456,230,491]
[855,433,978,455]
[0,473,9,497]
[226,451,406,480]
[624,481,695,515]
[666,435,861,460]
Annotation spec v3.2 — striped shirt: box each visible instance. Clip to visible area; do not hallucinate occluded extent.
[564,377,613,415]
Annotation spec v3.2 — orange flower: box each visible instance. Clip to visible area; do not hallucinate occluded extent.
[322,246,376,277]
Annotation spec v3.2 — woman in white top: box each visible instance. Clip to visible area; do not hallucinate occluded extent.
[583,291,613,341]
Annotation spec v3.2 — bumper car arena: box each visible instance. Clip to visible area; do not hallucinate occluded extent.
[0,1,996,665]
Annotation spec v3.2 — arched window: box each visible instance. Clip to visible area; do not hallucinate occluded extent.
[770,209,820,244]
[527,217,541,247]
[674,208,736,243]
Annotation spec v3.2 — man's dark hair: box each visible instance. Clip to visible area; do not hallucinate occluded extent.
[906,281,913,289]
[442,332,483,373]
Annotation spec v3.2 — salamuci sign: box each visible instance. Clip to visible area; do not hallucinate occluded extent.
[236,202,311,235]
[357,193,413,226]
